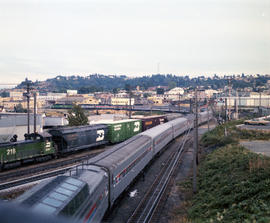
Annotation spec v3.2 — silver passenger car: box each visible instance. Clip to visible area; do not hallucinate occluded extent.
[16,166,109,223]
[90,134,153,206]
[16,176,87,216]
[169,117,189,138]
[199,111,212,124]
[140,122,173,155]
[68,165,109,223]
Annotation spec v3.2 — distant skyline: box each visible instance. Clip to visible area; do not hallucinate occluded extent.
[0,0,269,83]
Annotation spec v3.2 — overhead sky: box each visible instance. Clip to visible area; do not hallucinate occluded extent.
[0,0,269,83]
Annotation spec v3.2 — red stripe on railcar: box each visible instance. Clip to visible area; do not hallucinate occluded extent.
[84,203,97,223]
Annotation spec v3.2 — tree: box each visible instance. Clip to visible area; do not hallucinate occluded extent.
[125,84,131,92]
[143,93,150,98]
[156,88,164,95]
[14,103,27,113]
[0,91,9,97]
[67,104,88,126]
[112,88,118,97]
[168,81,176,89]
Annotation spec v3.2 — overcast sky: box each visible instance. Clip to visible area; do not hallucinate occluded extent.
[0,0,269,83]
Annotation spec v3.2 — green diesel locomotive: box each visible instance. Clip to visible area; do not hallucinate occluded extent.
[0,133,55,170]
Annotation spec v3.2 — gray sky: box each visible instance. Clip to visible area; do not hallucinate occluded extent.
[0,0,269,83]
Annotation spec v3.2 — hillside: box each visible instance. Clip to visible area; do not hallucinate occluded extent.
[15,73,270,93]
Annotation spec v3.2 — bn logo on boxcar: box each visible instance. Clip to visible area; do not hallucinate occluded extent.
[96,130,105,142]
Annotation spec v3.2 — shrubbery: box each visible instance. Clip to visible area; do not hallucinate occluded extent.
[200,120,242,147]
[174,121,270,222]
[188,145,270,223]
[201,120,270,148]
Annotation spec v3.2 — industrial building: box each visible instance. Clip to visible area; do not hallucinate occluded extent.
[0,113,43,142]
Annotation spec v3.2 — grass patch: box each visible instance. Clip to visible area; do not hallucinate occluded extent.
[187,144,270,223]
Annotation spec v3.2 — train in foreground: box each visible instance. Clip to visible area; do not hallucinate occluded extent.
[0,116,167,170]
[16,111,212,223]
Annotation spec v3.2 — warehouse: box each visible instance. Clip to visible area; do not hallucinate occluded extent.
[0,113,43,142]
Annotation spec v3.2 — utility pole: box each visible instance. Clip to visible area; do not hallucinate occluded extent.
[33,92,37,137]
[219,105,222,125]
[193,88,199,194]
[178,93,181,113]
[225,98,228,122]
[207,99,209,131]
[26,81,30,135]
[259,92,262,107]
[129,91,132,119]
[228,78,231,121]
[94,104,98,115]
[125,103,128,117]
[259,92,262,116]
[235,91,239,120]
[225,93,228,136]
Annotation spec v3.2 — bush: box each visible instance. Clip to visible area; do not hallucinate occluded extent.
[201,133,237,148]
[188,145,270,223]
[200,120,270,148]
[67,104,88,126]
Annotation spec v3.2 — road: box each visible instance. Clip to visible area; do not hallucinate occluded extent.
[240,141,270,156]
[237,124,270,131]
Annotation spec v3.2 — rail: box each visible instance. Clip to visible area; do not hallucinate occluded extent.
[0,166,74,191]
[127,126,192,223]
[0,150,103,191]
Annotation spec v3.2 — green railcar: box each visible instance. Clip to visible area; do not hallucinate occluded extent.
[95,119,142,143]
[127,119,142,138]
[0,134,55,168]
[51,104,73,109]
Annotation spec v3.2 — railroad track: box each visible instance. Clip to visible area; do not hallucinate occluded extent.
[127,128,192,223]
[0,166,74,191]
[0,148,105,191]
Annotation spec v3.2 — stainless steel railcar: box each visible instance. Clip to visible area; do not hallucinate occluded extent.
[170,117,190,138]
[199,111,212,124]
[16,166,109,223]
[90,134,153,206]
[139,122,173,155]
[69,166,109,223]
